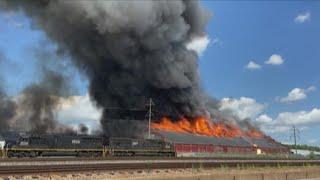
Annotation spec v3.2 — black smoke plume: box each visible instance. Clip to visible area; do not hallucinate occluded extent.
[0,0,212,136]
[2,1,267,138]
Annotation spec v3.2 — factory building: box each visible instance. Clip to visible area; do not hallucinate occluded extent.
[154,130,290,157]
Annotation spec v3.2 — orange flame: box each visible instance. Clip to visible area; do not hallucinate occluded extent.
[151,117,264,138]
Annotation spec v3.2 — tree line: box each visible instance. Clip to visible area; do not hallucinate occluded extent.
[286,144,320,152]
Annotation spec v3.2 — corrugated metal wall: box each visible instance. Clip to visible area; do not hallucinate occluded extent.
[154,130,291,154]
[174,143,255,153]
[174,143,290,154]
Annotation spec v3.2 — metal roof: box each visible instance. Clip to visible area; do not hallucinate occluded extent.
[154,130,286,149]
[154,130,251,147]
[244,137,287,149]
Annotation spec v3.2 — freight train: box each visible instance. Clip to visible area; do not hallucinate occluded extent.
[0,132,291,158]
[0,134,176,158]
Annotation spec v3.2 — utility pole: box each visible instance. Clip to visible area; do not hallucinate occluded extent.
[293,126,297,154]
[147,98,153,139]
[291,125,300,154]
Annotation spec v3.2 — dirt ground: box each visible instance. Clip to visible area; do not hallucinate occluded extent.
[1,166,320,180]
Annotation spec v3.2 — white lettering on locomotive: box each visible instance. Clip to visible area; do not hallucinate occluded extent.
[72,139,81,144]
[20,141,29,146]
[132,141,138,146]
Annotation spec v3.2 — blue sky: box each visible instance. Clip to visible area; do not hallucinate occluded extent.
[199,1,320,145]
[0,1,319,146]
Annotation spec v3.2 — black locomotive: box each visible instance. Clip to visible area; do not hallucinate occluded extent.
[109,137,174,156]
[0,133,175,158]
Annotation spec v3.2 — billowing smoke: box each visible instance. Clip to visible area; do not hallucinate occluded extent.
[17,68,73,134]
[0,89,16,133]
[0,0,211,135]
[0,46,74,134]
[0,1,262,137]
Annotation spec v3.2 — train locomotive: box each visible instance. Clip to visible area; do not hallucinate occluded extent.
[0,134,176,158]
[0,130,291,158]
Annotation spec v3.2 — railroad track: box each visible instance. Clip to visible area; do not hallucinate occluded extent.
[0,156,310,162]
[0,159,319,175]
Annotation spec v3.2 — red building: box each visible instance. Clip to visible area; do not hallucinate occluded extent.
[154,130,290,156]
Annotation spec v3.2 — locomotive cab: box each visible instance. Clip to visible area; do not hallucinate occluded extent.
[0,137,6,157]
[0,141,5,158]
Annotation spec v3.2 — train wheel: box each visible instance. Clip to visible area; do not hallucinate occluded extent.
[37,151,43,157]
[30,152,36,158]
[93,152,101,157]
[7,151,14,158]
[22,152,28,158]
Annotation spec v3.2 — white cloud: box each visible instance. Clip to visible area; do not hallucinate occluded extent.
[256,114,272,124]
[246,61,261,70]
[280,88,306,103]
[255,108,320,134]
[306,86,316,92]
[279,86,316,103]
[57,94,102,124]
[276,108,320,125]
[186,35,210,55]
[265,54,284,65]
[295,12,311,23]
[220,97,266,120]
[219,95,320,140]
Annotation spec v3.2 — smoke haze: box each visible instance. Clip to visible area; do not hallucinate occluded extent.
[0,45,75,134]
[0,50,16,133]
[17,69,72,134]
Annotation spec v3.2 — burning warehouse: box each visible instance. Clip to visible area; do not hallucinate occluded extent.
[153,130,289,157]
[100,106,290,156]
[150,113,289,156]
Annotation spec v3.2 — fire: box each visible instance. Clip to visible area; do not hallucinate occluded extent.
[151,117,264,138]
